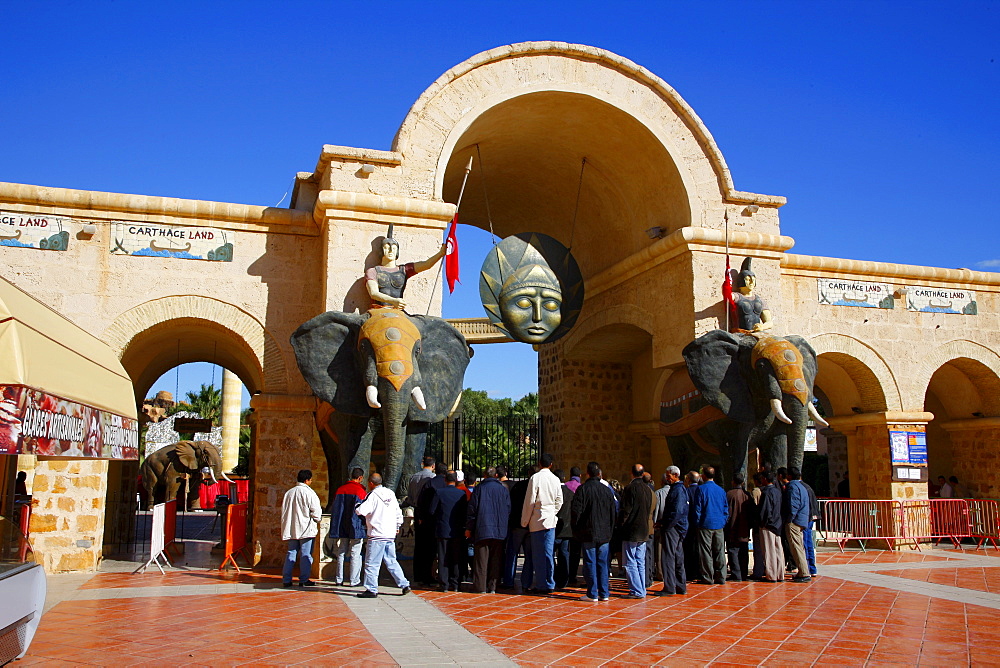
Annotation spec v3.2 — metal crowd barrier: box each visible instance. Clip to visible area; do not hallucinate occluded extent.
[820,498,1000,552]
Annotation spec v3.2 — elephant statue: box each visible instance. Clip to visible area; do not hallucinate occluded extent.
[660,330,827,485]
[290,310,471,499]
[141,440,234,510]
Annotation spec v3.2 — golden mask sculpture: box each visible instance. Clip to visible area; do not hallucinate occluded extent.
[480,233,583,344]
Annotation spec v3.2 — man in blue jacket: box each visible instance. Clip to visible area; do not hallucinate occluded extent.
[692,466,728,585]
[781,466,812,583]
[430,472,469,592]
[328,467,368,586]
[466,467,511,593]
[659,466,689,596]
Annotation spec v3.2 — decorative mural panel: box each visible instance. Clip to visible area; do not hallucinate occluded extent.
[0,211,70,251]
[110,222,234,261]
[817,278,894,309]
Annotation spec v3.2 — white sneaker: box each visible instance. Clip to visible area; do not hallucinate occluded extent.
[580,595,597,602]
[599,596,610,601]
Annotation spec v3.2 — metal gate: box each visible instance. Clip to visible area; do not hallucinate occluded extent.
[427,416,542,478]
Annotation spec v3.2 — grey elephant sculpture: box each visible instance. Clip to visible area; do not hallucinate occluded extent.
[141,440,234,510]
[291,310,471,499]
[660,330,827,485]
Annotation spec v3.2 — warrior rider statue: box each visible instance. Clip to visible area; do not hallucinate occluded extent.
[360,224,446,411]
[724,257,809,424]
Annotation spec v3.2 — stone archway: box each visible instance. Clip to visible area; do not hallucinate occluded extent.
[105,295,289,398]
[920,340,1000,498]
[810,333,900,415]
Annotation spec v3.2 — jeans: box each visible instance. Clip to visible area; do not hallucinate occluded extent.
[554,537,571,589]
[567,538,582,584]
[622,540,647,597]
[503,527,533,588]
[582,541,610,600]
[363,538,410,593]
[529,528,556,591]
[283,537,314,585]
[333,537,363,585]
[804,520,817,575]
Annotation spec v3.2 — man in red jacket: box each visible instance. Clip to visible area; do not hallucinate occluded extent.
[329,467,367,587]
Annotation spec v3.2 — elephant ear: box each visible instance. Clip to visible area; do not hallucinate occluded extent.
[195,440,223,468]
[786,335,819,389]
[682,329,755,424]
[411,316,472,422]
[290,311,369,415]
[173,441,198,471]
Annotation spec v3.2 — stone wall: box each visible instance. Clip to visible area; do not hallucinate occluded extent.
[942,422,1000,499]
[539,344,635,482]
[28,459,108,572]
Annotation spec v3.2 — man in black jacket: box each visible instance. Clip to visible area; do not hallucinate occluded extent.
[502,470,534,589]
[659,465,688,596]
[571,461,616,602]
[757,470,784,583]
[618,464,655,599]
[429,472,468,592]
[415,462,448,584]
[466,467,511,593]
[553,469,575,590]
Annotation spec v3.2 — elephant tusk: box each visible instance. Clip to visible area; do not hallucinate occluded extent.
[208,467,219,485]
[771,398,793,425]
[366,385,381,409]
[411,386,427,411]
[220,469,235,484]
[808,401,830,427]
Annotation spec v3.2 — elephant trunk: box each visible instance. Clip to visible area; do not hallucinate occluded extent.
[380,379,409,493]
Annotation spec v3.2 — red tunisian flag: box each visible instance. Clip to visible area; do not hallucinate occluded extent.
[445,214,460,293]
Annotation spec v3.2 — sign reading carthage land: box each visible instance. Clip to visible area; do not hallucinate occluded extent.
[817,278,894,309]
[111,222,234,261]
[0,211,70,251]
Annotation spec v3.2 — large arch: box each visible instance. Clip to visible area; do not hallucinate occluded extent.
[104,295,289,400]
[810,333,900,414]
[916,340,1000,417]
[394,42,784,280]
[562,303,657,362]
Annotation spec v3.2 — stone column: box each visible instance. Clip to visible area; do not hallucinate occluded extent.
[220,369,242,472]
[28,459,109,572]
[826,412,934,500]
[249,393,320,568]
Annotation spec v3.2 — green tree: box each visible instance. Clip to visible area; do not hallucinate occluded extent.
[183,383,222,422]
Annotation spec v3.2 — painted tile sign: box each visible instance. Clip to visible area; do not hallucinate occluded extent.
[0,211,70,250]
[0,385,139,459]
[905,287,977,314]
[817,278,894,309]
[110,222,233,261]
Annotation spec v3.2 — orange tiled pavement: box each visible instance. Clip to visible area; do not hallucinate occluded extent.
[872,566,1000,596]
[19,550,1000,667]
[420,575,1000,666]
[20,582,395,667]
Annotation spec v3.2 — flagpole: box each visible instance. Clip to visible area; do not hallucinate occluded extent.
[725,210,730,333]
[426,156,474,313]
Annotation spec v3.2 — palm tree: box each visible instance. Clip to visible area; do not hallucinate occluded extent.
[168,383,222,422]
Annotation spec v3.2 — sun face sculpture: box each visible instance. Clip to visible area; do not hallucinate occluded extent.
[480,233,583,345]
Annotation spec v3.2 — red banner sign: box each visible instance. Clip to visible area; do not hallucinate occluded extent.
[0,385,138,459]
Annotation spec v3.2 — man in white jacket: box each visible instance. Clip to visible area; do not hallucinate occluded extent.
[281,469,323,588]
[355,472,411,598]
[521,453,563,593]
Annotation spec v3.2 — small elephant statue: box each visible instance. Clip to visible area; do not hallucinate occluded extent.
[662,330,827,485]
[141,440,233,510]
[291,310,471,498]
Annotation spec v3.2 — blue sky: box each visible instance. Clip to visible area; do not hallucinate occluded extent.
[3,2,998,404]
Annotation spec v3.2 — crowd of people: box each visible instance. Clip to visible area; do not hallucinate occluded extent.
[279,455,823,599]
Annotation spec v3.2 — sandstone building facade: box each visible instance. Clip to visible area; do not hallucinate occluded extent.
[3,43,997,572]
